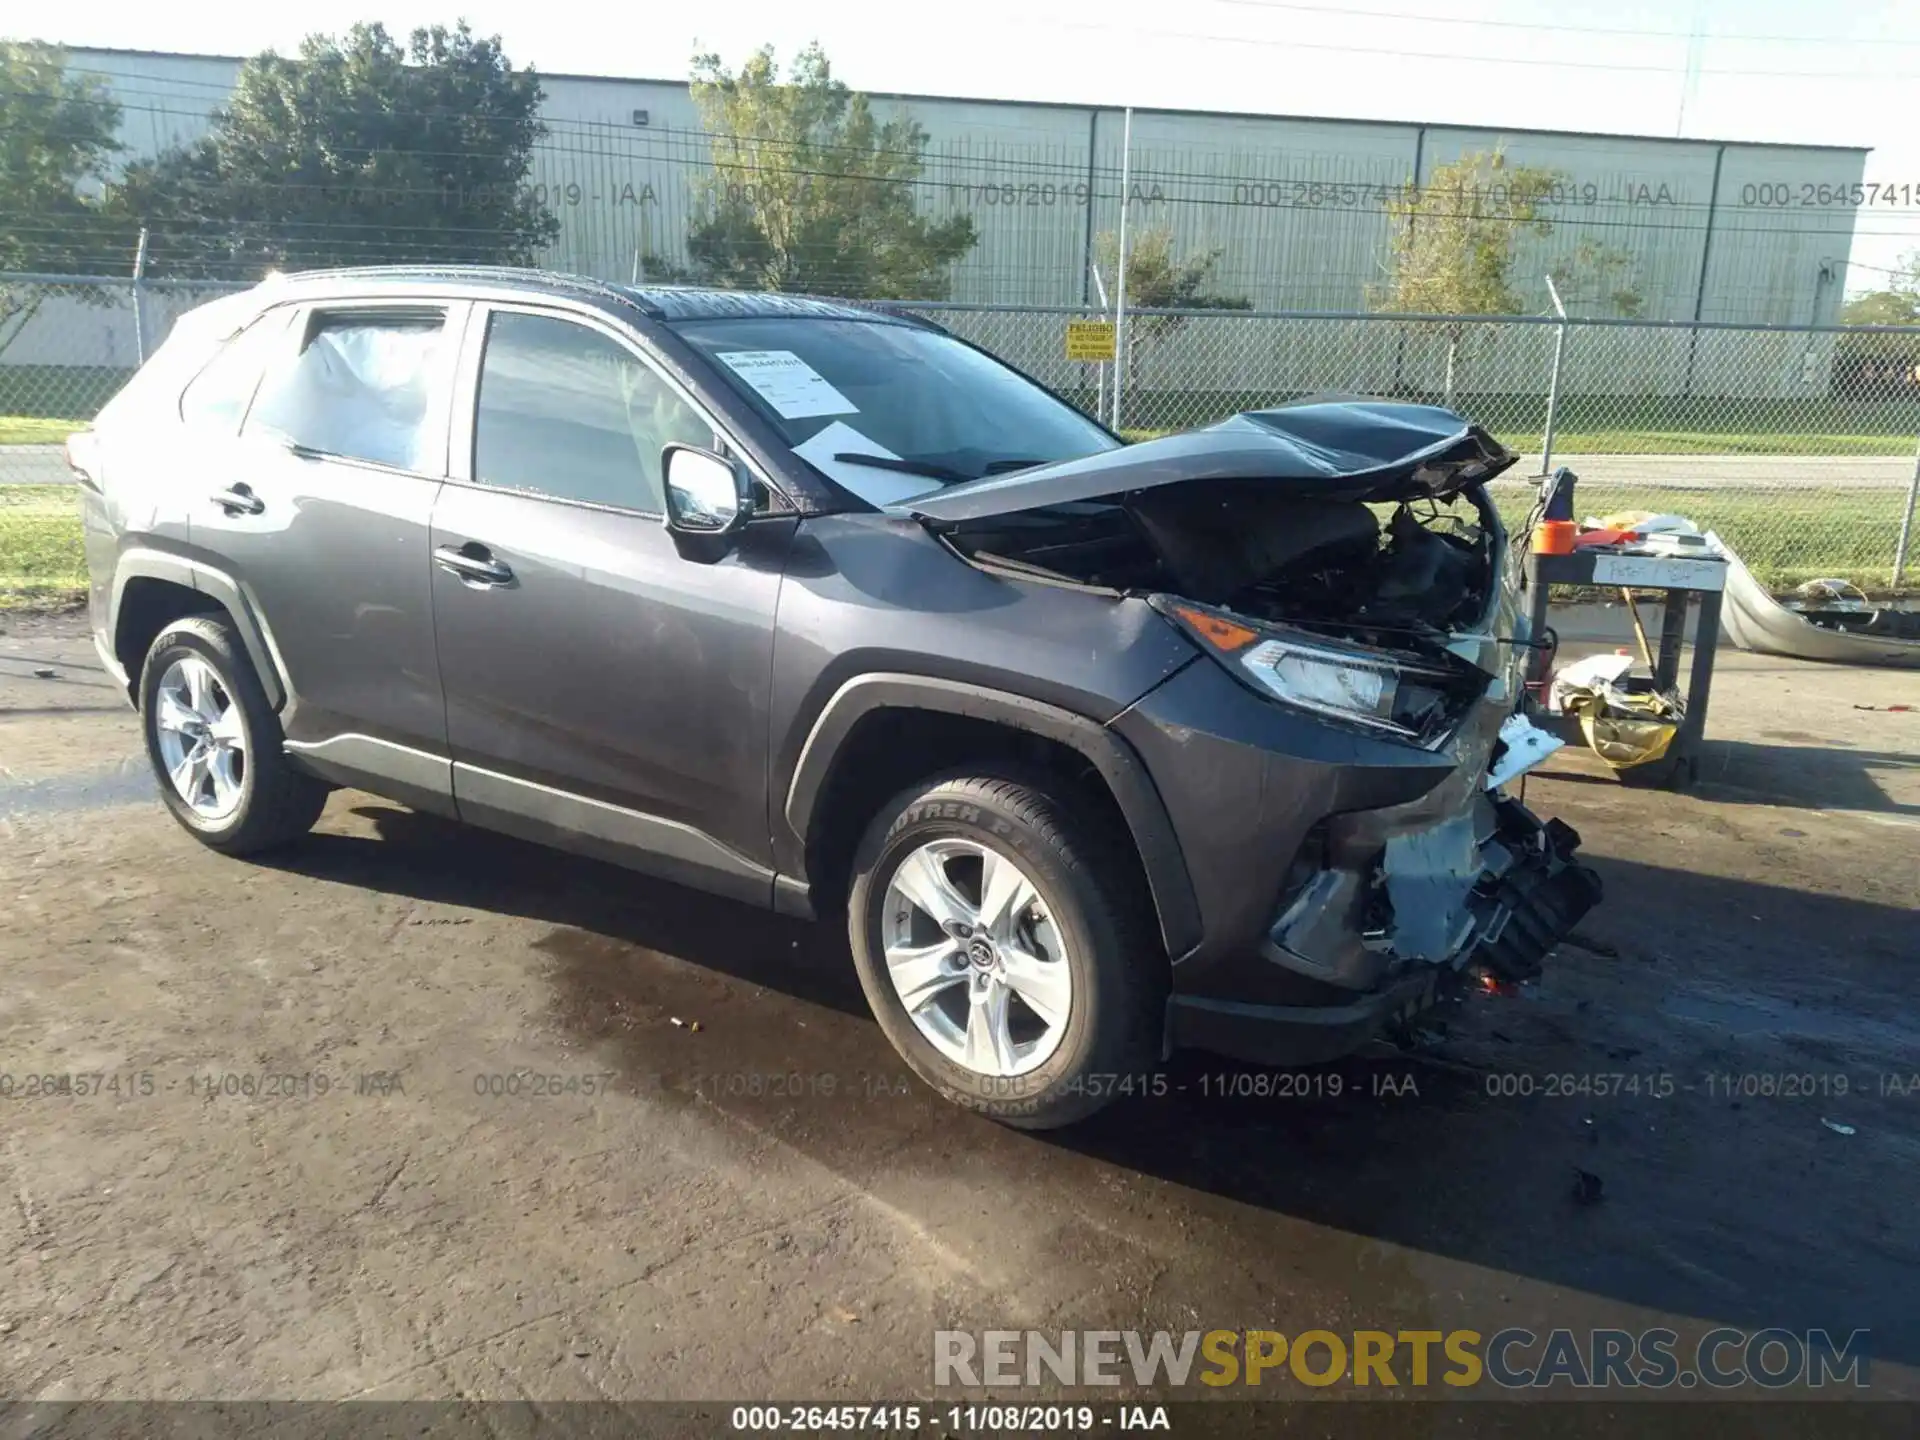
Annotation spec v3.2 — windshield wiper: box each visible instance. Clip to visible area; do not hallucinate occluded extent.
[832,453,971,484]
[832,453,1049,484]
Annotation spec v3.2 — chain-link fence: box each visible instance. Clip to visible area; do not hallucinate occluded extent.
[3,274,1917,590]
[0,273,245,442]
[899,301,1920,591]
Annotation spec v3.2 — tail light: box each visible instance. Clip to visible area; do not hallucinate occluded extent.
[64,431,98,486]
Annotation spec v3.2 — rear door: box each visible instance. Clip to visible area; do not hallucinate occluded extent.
[429,303,791,902]
[205,300,468,812]
[87,302,293,648]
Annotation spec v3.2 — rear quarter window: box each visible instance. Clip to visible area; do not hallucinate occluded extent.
[177,308,295,435]
[89,293,272,432]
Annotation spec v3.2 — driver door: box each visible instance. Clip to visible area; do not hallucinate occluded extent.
[429,303,793,902]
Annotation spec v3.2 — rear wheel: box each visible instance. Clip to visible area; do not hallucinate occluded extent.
[847,773,1163,1129]
[139,616,329,854]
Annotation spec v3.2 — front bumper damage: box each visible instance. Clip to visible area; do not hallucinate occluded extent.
[1165,705,1603,1067]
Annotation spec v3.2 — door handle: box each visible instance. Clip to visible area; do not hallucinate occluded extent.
[210,484,265,515]
[434,544,515,587]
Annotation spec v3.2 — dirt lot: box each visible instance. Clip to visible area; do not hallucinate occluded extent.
[1,606,1916,1407]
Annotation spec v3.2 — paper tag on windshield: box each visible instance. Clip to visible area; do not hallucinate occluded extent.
[792,422,939,505]
[715,350,857,419]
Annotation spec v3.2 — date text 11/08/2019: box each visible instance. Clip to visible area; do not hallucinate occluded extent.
[728,1406,1170,1433]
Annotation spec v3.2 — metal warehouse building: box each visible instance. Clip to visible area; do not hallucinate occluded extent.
[65,47,1868,327]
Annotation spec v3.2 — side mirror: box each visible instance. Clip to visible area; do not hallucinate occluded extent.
[663,444,753,539]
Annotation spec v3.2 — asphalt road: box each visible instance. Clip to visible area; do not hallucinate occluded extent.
[1,609,1917,1407]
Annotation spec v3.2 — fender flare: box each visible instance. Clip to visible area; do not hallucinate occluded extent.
[783,673,1203,961]
[111,548,292,711]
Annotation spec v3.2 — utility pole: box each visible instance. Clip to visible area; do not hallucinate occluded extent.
[1111,107,1134,432]
[131,226,150,365]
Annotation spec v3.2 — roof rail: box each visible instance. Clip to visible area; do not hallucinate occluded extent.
[275,263,651,311]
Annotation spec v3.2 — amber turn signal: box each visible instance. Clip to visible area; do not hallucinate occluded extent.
[1171,605,1258,651]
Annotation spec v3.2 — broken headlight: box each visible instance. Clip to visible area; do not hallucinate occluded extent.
[1152,596,1464,741]
[1241,636,1397,728]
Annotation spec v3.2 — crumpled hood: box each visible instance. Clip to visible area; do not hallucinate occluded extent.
[893,398,1518,523]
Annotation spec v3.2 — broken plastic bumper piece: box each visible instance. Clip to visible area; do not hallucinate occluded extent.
[1264,794,1602,992]
[1485,710,1563,790]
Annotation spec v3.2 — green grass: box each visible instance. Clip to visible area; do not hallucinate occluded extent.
[1122,424,1916,457]
[1108,389,1920,456]
[0,476,1903,614]
[0,415,84,445]
[0,365,132,429]
[1112,452,1907,588]
[1491,430,1916,457]
[0,485,85,610]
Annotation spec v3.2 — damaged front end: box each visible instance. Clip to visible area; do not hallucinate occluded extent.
[904,399,1604,1063]
[1269,700,1603,996]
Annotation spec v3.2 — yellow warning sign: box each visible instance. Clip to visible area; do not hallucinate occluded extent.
[1064,320,1117,362]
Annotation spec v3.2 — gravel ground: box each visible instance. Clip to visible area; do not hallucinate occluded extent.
[1,607,1916,1407]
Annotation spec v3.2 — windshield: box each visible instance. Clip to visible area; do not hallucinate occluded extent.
[671,316,1119,505]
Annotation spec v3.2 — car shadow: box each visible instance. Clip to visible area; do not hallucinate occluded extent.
[1692,739,1920,816]
[260,801,1920,1369]
[1533,738,1920,818]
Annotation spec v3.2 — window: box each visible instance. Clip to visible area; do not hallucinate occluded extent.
[243,310,447,471]
[671,316,1118,504]
[472,311,713,513]
[176,308,292,434]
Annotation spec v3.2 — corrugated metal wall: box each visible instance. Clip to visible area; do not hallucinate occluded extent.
[66,49,1866,324]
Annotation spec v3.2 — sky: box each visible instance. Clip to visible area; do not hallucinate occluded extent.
[15,0,1920,290]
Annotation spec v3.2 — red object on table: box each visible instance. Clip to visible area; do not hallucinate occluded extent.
[1575,527,1642,549]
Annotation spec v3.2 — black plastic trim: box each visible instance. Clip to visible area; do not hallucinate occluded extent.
[783,672,1202,959]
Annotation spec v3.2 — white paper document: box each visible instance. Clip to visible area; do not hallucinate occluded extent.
[791,421,941,506]
[715,350,858,419]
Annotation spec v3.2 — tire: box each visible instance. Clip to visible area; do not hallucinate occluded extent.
[138,615,329,855]
[846,772,1165,1129]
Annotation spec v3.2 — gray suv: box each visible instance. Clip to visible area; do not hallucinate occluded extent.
[73,266,1600,1127]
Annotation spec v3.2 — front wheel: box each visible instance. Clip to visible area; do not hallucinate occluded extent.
[846,773,1164,1129]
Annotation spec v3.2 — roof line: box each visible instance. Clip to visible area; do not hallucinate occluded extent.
[268,264,902,322]
[61,45,1873,155]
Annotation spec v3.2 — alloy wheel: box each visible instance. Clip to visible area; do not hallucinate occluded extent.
[153,655,249,822]
[880,838,1073,1078]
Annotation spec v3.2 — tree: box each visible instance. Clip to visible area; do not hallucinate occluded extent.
[1836,253,1920,396]
[1843,288,1920,326]
[1092,226,1249,397]
[112,23,558,278]
[0,41,123,357]
[1549,238,1645,320]
[1372,149,1639,401]
[1094,226,1250,324]
[682,43,976,299]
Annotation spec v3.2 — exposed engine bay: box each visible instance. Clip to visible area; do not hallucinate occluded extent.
[905,402,1601,1033]
[945,482,1498,656]
[906,401,1514,669]
[907,402,1522,745]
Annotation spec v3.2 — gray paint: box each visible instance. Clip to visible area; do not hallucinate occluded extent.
[85,265,1600,1071]
[780,671,1203,960]
[282,733,455,818]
